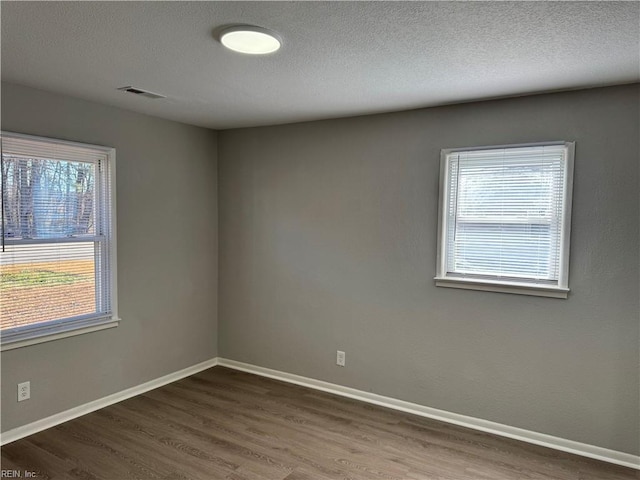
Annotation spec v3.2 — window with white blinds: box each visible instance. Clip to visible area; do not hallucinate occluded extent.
[435,142,574,298]
[1,132,118,349]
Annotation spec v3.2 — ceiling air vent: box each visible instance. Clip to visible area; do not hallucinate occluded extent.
[117,86,165,99]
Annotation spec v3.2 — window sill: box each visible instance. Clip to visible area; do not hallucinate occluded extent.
[434,277,569,299]
[1,317,120,351]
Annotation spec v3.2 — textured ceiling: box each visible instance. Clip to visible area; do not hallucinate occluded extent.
[1,1,638,129]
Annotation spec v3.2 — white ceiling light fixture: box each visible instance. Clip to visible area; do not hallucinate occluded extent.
[220,25,282,55]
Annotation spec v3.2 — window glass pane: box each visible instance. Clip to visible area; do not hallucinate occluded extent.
[2,156,96,239]
[445,145,566,283]
[457,161,561,220]
[0,132,115,347]
[0,242,97,330]
[453,223,552,278]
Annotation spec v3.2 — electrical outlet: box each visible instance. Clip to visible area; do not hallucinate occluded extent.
[336,350,346,367]
[18,381,30,402]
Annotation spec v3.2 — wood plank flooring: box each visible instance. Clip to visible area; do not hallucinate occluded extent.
[2,367,638,479]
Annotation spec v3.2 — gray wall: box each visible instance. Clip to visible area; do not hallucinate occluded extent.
[1,82,219,431]
[2,81,638,456]
[218,84,640,455]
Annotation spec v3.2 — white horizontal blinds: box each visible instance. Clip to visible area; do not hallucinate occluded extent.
[95,157,112,316]
[0,133,111,332]
[446,154,460,274]
[2,135,107,164]
[1,135,108,241]
[446,145,566,283]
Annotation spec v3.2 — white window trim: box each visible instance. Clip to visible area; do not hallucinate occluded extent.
[0,131,120,350]
[434,141,575,299]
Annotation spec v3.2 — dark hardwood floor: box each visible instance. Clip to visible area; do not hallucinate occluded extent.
[2,367,638,479]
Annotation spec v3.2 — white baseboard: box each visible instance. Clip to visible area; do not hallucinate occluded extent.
[3,356,638,471]
[217,358,640,470]
[0,357,219,446]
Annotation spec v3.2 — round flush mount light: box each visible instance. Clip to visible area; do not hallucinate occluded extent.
[220,25,282,55]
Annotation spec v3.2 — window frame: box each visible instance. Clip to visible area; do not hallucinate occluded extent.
[435,141,575,299]
[0,131,119,350]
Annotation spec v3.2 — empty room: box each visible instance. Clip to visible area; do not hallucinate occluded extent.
[0,1,638,479]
